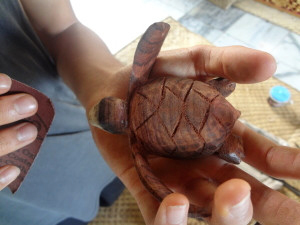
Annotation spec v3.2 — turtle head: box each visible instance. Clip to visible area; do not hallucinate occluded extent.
[88,97,128,134]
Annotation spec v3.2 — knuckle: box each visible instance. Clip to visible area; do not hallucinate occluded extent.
[265,145,277,173]
[273,198,300,224]
[0,97,16,124]
[0,136,14,156]
[290,152,300,173]
[265,145,300,175]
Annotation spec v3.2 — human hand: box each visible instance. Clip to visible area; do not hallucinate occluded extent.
[0,74,38,190]
[88,45,299,225]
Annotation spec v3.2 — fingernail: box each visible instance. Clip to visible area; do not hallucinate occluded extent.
[228,193,252,220]
[0,74,11,89]
[167,205,187,225]
[17,123,37,142]
[0,166,20,184]
[14,95,37,115]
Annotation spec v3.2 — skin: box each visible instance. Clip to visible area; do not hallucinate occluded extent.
[0,0,299,224]
[0,74,38,189]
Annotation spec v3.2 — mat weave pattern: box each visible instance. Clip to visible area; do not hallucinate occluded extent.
[255,0,300,18]
[229,80,300,148]
[234,0,300,34]
[89,17,300,225]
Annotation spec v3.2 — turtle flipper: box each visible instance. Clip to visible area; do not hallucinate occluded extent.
[88,97,128,134]
[217,134,244,164]
[131,136,173,201]
[131,135,211,219]
[207,78,236,97]
[129,22,170,95]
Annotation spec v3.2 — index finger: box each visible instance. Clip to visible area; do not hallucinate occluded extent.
[152,45,277,84]
[233,120,300,179]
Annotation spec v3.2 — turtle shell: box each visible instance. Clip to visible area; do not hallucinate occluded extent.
[129,76,240,159]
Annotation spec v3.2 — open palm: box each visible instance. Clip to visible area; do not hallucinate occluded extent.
[88,45,300,225]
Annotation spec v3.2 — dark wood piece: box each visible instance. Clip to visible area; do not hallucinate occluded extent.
[0,79,54,193]
[89,22,244,219]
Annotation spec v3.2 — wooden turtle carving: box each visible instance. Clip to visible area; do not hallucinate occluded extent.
[89,22,244,218]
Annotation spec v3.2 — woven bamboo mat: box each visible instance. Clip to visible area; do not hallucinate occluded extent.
[89,17,300,225]
[229,80,300,148]
[234,0,300,34]
[255,0,300,18]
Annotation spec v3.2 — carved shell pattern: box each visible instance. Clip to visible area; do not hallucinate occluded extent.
[130,76,239,158]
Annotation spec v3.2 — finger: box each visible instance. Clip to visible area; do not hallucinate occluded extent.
[151,156,300,224]
[152,160,253,222]
[0,73,12,94]
[211,161,300,224]
[233,120,300,179]
[0,165,20,191]
[152,45,276,83]
[210,179,253,225]
[0,122,38,157]
[0,93,38,126]
[153,193,189,225]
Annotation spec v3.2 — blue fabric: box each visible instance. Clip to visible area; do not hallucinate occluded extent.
[58,218,88,225]
[0,0,116,224]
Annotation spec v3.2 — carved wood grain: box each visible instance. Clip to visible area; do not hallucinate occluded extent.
[129,23,170,96]
[127,22,244,219]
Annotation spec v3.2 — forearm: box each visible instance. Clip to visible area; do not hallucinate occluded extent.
[21,0,125,110]
[46,22,124,109]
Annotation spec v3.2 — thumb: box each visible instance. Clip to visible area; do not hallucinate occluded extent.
[153,193,189,225]
[211,179,253,225]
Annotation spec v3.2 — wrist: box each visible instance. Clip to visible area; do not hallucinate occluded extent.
[43,22,126,110]
[81,64,131,113]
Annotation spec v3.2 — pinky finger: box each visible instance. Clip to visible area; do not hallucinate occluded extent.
[0,165,20,191]
[154,193,189,225]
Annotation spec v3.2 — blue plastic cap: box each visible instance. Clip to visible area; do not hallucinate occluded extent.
[270,86,291,103]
